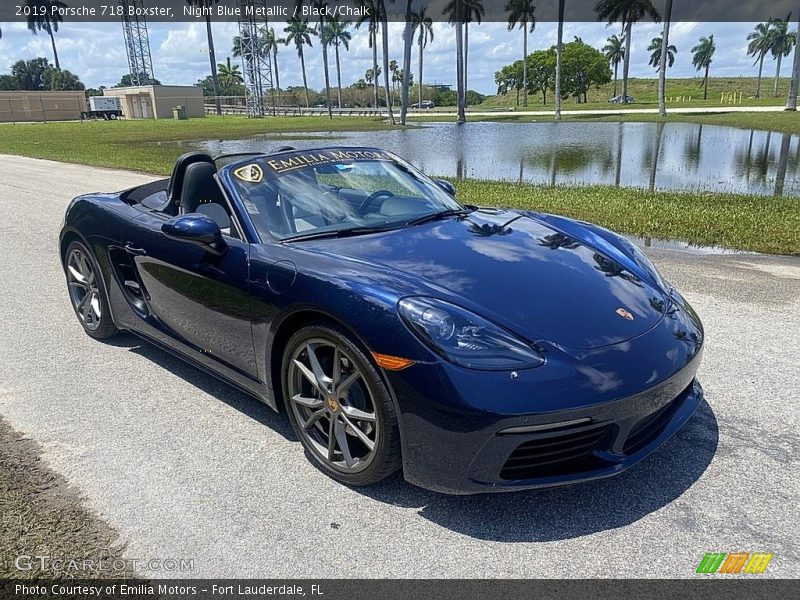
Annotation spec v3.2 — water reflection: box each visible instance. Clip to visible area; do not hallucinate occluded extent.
[193,122,800,197]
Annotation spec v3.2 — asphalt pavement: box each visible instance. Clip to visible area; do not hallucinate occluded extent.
[0,154,798,578]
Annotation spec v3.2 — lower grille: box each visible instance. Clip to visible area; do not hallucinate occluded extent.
[500,424,612,480]
[622,384,692,455]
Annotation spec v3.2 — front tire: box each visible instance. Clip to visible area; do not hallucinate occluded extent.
[64,241,118,340]
[282,324,401,486]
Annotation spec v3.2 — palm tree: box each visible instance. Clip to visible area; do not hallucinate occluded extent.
[603,34,625,97]
[445,0,484,113]
[411,7,434,108]
[747,21,772,99]
[442,0,466,123]
[356,0,381,109]
[691,34,715,100]
[25,0,68,70]
[388,59,398,106]
[323,17,351,109]
[186,0,222,115]
[400,0,414,124]
[555,0,565,120]
[648,35,676,70]
[218,57,243,88]
[377,0,395,124]
[261,27,284,96]
[284,17,317,108]
[461,0,485,97]
[656,0,672,117]
[506,0,536,107]
[298,0,333,118]
[787,12,800,111]
[595,0,661,104]
[768,15,797,98]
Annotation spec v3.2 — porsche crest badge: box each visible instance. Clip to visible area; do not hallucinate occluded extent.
[233,163,264,183]
[616,307,634,321]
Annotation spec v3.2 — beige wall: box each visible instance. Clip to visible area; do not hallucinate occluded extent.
[0,91,87,123]
[103,85,205,119]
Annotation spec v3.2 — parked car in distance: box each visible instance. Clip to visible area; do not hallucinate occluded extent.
[609,95,636,104]
[411,100,435,109]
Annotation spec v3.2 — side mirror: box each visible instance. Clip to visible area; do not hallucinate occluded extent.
[161,214,227,255]
[435,179,456,196]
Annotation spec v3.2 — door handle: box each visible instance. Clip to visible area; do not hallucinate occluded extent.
[124,243,147,256]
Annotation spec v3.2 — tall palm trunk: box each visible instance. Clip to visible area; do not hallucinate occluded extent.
[46,20,60,70]
[554,0,564,120]
[464,23,469,100]
[335,43,343,108]
[400,0,413,125]
[455,17,466,123]
[205,15,222,115]
[703,64,709,100]
[522,23,528,107]
[319,17,333,119]
[381,19,395,124]
[658,0,673,117]
[622,20,632,103]
[612,62,618,97]
[756,53,764,98]
[273,48,281,94]
[774,53,784,98]
[787,12,800,110]
[299,48,310,107]
[371,30,379,108]
[418,38,424,107]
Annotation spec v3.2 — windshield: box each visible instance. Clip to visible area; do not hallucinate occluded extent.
[226,148,463,241]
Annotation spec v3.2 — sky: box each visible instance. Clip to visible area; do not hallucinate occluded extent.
[0,20,782,94]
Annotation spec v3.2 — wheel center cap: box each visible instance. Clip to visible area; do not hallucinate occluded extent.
[326,396,339,412]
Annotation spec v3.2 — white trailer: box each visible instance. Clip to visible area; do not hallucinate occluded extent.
[81,96,123,120]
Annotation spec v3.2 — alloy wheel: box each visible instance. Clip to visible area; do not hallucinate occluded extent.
[287,339,379,473]
[66,247,102,331]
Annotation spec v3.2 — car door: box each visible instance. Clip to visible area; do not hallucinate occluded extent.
[122,210,257,379]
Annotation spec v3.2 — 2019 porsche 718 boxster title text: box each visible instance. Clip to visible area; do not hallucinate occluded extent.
[59,147,704,493]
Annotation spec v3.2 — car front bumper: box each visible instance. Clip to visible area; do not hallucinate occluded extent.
[385,292,705,494]
[390,363,703,495]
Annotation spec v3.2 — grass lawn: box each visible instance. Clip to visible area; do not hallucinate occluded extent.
[476,76,793,110]
[0,115,396,175]
[412,109,800,136]
[0,417,128,579]
[0,114,797,254]
[451,180,799,256]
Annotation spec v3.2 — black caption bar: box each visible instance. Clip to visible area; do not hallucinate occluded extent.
[0,0,796,23]
[0,580,797,600]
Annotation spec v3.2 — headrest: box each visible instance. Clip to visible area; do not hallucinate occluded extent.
[180,162,225,214]
[168,152,215,203]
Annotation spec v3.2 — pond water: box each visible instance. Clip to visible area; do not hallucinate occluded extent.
[188,121,800,197]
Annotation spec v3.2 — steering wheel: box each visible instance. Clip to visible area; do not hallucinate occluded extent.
[358,190,394,215]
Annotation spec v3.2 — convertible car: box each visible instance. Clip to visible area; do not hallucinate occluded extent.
[60,147,704,494]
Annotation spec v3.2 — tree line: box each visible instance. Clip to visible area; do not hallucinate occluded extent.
[3,0,800,118]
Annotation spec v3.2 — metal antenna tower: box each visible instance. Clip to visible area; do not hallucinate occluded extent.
[119,0,155,86]
[236,0,274,117]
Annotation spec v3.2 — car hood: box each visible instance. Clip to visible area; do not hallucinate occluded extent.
[297,209,668,350]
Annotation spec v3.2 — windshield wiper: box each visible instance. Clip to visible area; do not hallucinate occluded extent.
[405,208,472,227]
[281,223,401,243]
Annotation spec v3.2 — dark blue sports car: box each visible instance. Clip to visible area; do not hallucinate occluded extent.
[60,147,704,494]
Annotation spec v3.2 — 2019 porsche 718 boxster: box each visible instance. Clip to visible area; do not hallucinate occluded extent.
[60,147,704,494]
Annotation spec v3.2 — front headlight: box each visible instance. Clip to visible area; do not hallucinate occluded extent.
[398,297,544,370]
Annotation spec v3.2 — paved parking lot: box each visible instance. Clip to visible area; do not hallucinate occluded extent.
[0,154,798,578]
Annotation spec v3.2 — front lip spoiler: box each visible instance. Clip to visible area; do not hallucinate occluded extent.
[468,378,705,493]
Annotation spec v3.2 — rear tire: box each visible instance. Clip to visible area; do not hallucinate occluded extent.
[282,324,401,486]
[64,240,118,340]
